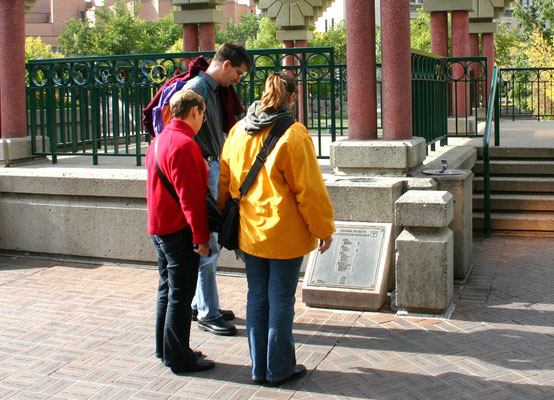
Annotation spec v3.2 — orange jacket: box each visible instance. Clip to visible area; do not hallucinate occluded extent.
[218,120,335,259]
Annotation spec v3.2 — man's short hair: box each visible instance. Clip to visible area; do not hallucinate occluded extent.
[213,42,252,71]
[170,89,205,120]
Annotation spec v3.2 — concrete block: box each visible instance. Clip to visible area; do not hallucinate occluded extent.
[469,22,498,34]
[424,0,475,12]
[174,9,223,24]
[448,116,476,134]
[330,137,427,176]
[395,227,454,314]
[431,171,473,280]
[325,177,403,223]
[0,137,47,164]
[276,30,313,41]
[396,190,454,228]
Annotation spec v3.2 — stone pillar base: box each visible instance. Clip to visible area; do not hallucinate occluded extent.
[474,107,487,121]
[426,170,474,280]
[448,116,476,134]
[0,136,47,165]
[395,190,454,314]
[330,137,427,176]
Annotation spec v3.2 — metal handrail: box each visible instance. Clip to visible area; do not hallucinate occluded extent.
[482,66,500,236]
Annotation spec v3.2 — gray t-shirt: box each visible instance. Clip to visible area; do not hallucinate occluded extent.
[183,70,225,158]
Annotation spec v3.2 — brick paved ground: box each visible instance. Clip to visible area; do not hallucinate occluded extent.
[0,236,552,399]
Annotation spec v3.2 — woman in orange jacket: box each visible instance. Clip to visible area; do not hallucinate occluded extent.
[219,72,335,385]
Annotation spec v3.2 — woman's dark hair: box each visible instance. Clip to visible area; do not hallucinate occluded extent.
[260,72,297,112]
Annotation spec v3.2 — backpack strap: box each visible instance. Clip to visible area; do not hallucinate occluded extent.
[238,116,294,199]
[193,75,208,103]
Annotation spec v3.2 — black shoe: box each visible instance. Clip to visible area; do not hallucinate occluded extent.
[268,365,307,386]
[169,358,215,374]
[198,317,237,336]
[192,309,235,322]
[252,378,267,385]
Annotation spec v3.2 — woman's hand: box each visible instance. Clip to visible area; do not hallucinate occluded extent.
[319,236,333,254]
[193,243,211,257]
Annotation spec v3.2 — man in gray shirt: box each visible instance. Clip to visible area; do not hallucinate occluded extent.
[184,42,251,336]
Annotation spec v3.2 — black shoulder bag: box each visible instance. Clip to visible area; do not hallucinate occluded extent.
[154,139,221,232]
[218,116,294,250]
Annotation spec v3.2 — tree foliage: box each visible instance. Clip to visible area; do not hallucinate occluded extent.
[410,8,431,53]
[216,13,262,45]
[24,0,39,14]
[245,17,282,50]
[310,20,346,63]
[58,1,181,56]
[512,0,554,44]
[25,36,64,61]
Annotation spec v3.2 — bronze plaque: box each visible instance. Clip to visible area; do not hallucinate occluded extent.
[306,222,392,290]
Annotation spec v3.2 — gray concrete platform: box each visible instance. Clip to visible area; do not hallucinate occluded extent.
[0,235,553,399]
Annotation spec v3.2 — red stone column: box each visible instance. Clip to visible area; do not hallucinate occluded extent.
[469,33,481,108]
[482,33,495,101]
[451,11,470,117]
[0,0,27,138]
[183,24,199,52]
[199,23,216,51]
[380,0,412,140]
[283,40,295,69]
[345,0,377,140]
[430,12,449,57]
[295,40,308,125]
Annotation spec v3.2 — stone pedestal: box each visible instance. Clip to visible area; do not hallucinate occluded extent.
[330,137,427,176]
[426,171,473,281]
[448,116,476,134]
[0,136,47,165]
[395,190,454,314]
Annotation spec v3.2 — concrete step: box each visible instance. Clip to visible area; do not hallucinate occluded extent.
[473,176,554,193]
[477,147,554,159]
[473,160,554,176]
[473,193,554,212]
[473,212,554,233]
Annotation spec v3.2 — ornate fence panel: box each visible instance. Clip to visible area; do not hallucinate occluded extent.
[445,57,489,137]
[26,47,336,164]
[499,67,554,120]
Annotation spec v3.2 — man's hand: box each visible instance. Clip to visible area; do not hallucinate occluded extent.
[193,243,211,257]
[319,236,333,254]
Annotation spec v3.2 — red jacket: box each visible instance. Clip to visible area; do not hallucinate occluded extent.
[146,119,210,244]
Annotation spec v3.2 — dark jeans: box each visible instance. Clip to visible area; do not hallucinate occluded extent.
[151,227,199,368]
[244,253,303,382]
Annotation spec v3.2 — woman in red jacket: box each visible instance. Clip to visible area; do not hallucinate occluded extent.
[146,89,214,374]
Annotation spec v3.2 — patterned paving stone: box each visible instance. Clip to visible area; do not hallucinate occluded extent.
[0,236,553,399]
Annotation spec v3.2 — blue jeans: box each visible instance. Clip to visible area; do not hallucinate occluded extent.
[151,227,199,368]
[244,253,303,382]
[192,160,221,321]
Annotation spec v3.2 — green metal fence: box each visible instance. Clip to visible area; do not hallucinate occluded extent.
[26,48,487,165]
[445,56,489,137]
[26,47,336,165]
[499,67,554,120]
[412,50,448,147]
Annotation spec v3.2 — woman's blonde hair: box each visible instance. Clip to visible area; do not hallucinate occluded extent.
[260,72,297,112]
[170,89,205,120]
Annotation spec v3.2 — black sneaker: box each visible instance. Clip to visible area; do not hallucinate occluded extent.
[169,358,215,374]
[192,309,235,321]
[197,316,237,336]
[267,365,307,386]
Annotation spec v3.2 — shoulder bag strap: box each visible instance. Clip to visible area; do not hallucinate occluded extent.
[154,138,180,204]
[238,116,294,199]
